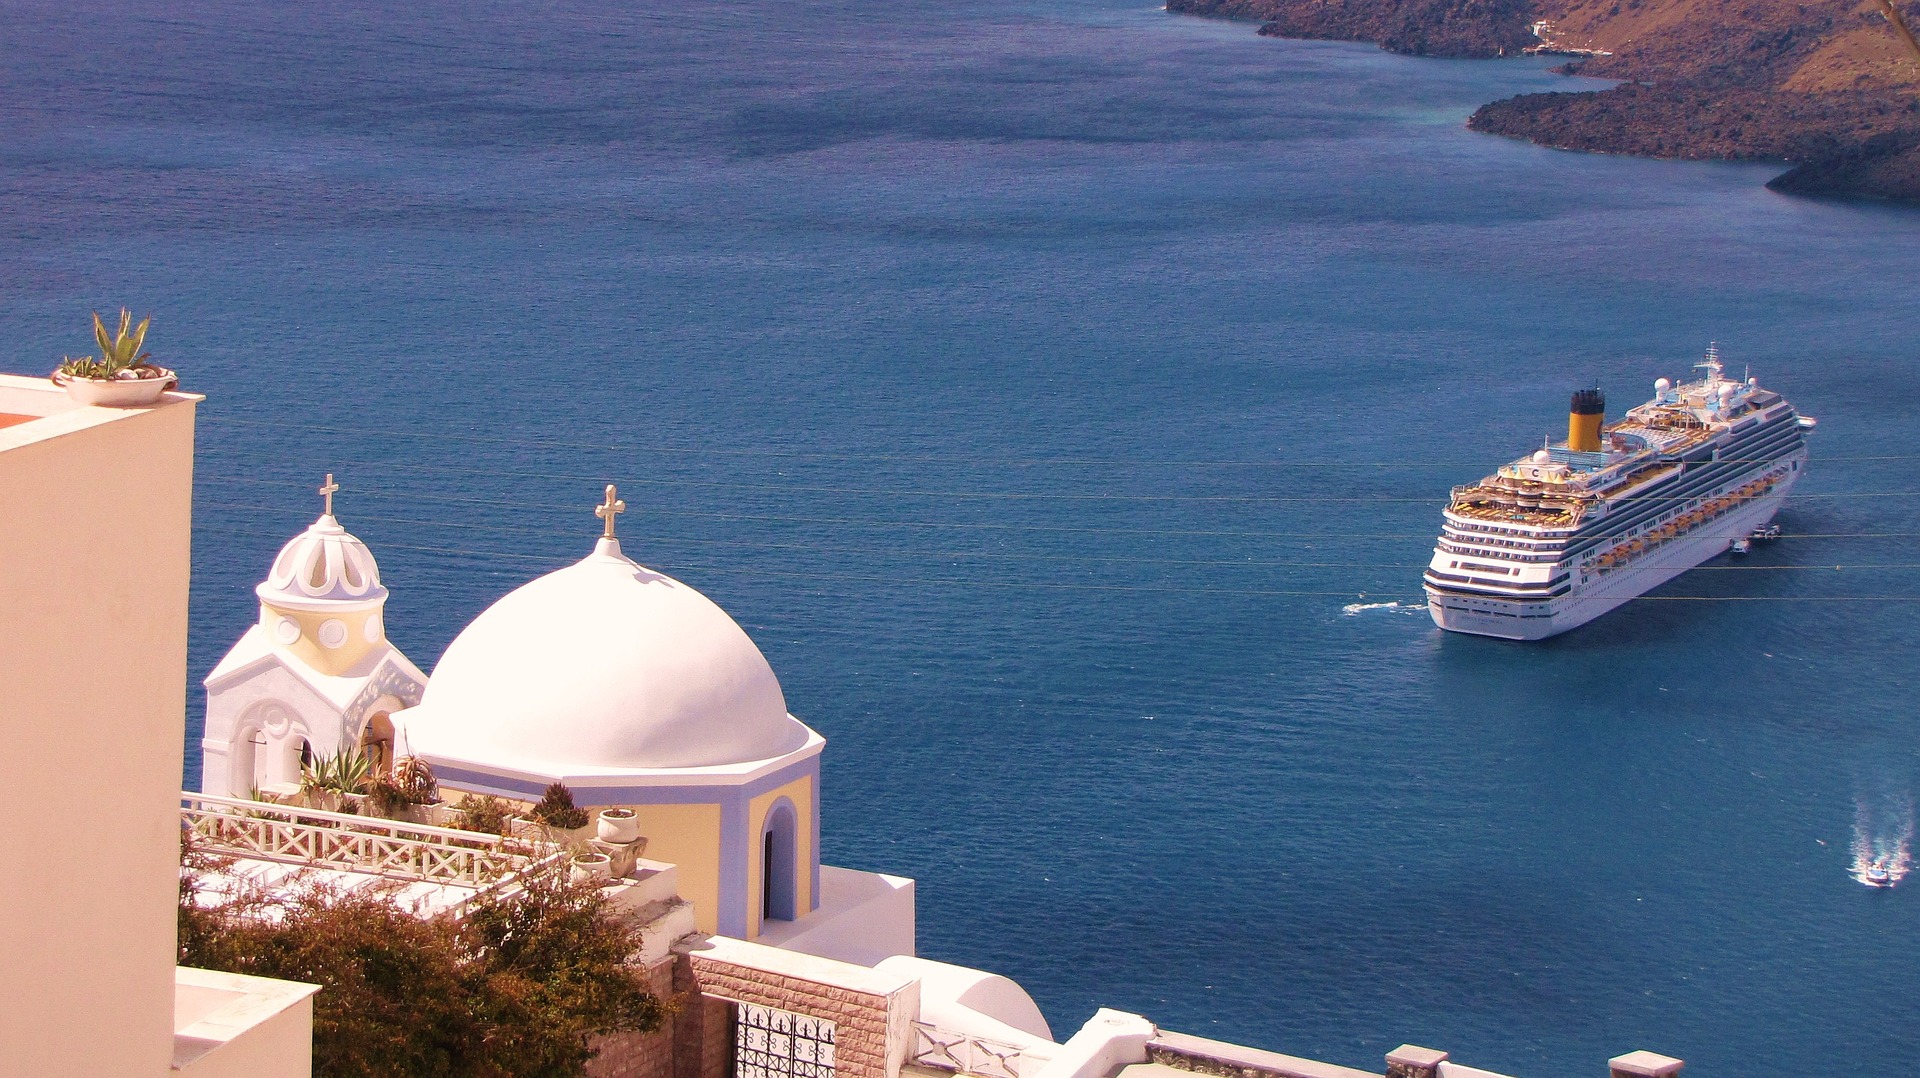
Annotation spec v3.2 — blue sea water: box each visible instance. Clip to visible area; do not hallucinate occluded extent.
[5,1,1919,1073]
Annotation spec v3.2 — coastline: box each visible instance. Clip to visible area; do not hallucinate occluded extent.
[1167,0,1920,202]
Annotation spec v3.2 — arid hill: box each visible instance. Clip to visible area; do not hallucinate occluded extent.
[1167,0,1920,200]
[1169,0,1537,58]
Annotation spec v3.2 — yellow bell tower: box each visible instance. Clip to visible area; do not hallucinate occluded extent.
[254,474,392,677]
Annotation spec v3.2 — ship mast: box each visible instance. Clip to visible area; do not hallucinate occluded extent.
[1696,341,1724,384]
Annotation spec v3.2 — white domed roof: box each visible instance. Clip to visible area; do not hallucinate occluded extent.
[405,538,804,772]
[256,513,387,612]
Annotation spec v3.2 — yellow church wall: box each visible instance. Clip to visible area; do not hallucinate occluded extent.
[0,378,200,1076]
[630,801,726,935]
[267,604,383,676]
[746,773,816,939]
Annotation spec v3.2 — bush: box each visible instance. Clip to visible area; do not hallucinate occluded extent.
[454,793,512,836]
[531,783,590,830]
[179,845,666,1077]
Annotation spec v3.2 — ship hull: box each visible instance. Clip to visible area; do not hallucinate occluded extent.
[1426,482,1793,640]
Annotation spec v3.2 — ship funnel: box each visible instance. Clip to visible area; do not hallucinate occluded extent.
[1569,387,1605,452]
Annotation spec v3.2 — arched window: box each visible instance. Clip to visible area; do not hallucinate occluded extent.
[230,728,267,797]
[761,800,798,924]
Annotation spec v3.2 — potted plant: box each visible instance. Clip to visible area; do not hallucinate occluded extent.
[569,851,613,884]
[597,807,640,844]
[369,756,442,823]
[50,309,178,407]
[453,793,511,836]
[299,747,372,813]
[530,782,594,845]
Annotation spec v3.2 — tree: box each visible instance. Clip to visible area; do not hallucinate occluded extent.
[179,838,668,1077]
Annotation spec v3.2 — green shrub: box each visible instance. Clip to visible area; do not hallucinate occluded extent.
[454,793,511,836]
[531,782,590,830]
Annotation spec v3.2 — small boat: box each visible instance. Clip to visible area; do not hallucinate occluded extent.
[1731,537,1752,555]
[1864,861,1894,888]
[1753,523,1782,542]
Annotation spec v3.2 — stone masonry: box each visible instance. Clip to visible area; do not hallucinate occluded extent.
[680,936,918,1078]
[587,957,681,1078]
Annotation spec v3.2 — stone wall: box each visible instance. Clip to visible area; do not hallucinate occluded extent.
[587,958,681,1078]
[589,934,916,1078]
[687,954,895,1078]
[674,956,735,1078]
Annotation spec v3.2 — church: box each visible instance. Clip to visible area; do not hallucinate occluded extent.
[202,479,822,941]
[190,472,1684,1078]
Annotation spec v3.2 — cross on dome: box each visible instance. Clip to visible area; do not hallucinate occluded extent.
[319,473,340,518]
[595,484,626,539]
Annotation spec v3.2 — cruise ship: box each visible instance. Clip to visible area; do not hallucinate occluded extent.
[1424,346,1815,640]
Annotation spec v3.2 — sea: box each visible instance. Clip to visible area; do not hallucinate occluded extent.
[4,1,1918,1074]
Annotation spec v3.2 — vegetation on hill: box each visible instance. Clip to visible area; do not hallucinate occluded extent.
[180,840,666,1077]
[1170,0,1920,200]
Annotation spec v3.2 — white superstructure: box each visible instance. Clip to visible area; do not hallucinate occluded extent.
[1425,346,1815,640]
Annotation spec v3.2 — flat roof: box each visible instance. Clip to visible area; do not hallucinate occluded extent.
[173,965,319,1071]
[0,372,202,453]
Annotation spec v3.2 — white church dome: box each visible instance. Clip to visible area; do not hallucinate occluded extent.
[404,537,804,772]
[256,512,387,612]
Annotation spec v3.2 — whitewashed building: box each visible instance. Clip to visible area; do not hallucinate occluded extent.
[200,477,427,799]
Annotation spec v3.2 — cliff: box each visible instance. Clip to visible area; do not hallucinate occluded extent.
[1170,0,1920,200]
[1167,0,1535,59]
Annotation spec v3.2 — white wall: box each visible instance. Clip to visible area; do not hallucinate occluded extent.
[173,967,318,1078]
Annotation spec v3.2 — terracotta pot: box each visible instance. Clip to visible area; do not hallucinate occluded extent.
[52,367,178,407]
[597,808,640,844]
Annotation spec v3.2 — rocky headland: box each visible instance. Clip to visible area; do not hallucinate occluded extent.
[1167,0,1920,201]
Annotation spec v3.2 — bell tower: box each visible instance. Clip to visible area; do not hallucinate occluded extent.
[253,474,391,676]
[200,474,427,797]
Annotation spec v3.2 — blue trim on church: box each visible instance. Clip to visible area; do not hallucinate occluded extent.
[429,750,822,935]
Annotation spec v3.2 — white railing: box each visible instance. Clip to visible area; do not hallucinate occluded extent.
[912,1022,1027,1078]
[181,791,558,889]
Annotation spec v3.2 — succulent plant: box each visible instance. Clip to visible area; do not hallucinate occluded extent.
[56,308,158,380]
[532,782,590,830]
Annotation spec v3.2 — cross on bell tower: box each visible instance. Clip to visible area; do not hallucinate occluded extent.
[595,483,626,540]
[319,473,340,517]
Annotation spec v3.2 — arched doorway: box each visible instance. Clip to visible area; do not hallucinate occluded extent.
[761,800,798,924]
[359,711,395,776]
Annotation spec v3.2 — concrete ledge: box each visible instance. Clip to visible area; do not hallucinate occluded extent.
[172,965,318,1075]
[1034,1009,1155,1078]
[1609,1051,1684,1078]
[677,932,916,998]
[1385,1045,1447,1078]
[1149,1030,1382,1078]
[756,865,916,966]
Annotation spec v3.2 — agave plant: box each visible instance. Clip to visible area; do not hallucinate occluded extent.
[94,309,150,369]
[301,747,374,798]
[331,747,373,795]
[55,309,155,380]
[532,782,590,830]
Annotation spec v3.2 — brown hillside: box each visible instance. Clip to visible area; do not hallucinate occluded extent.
[1170,0,1920,197]
[1540,0,1920,90]
[1472,0,1920,199]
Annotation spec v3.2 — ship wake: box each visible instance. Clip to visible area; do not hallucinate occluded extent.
[1850,791,1914,889]
[1342,599,1428,617]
